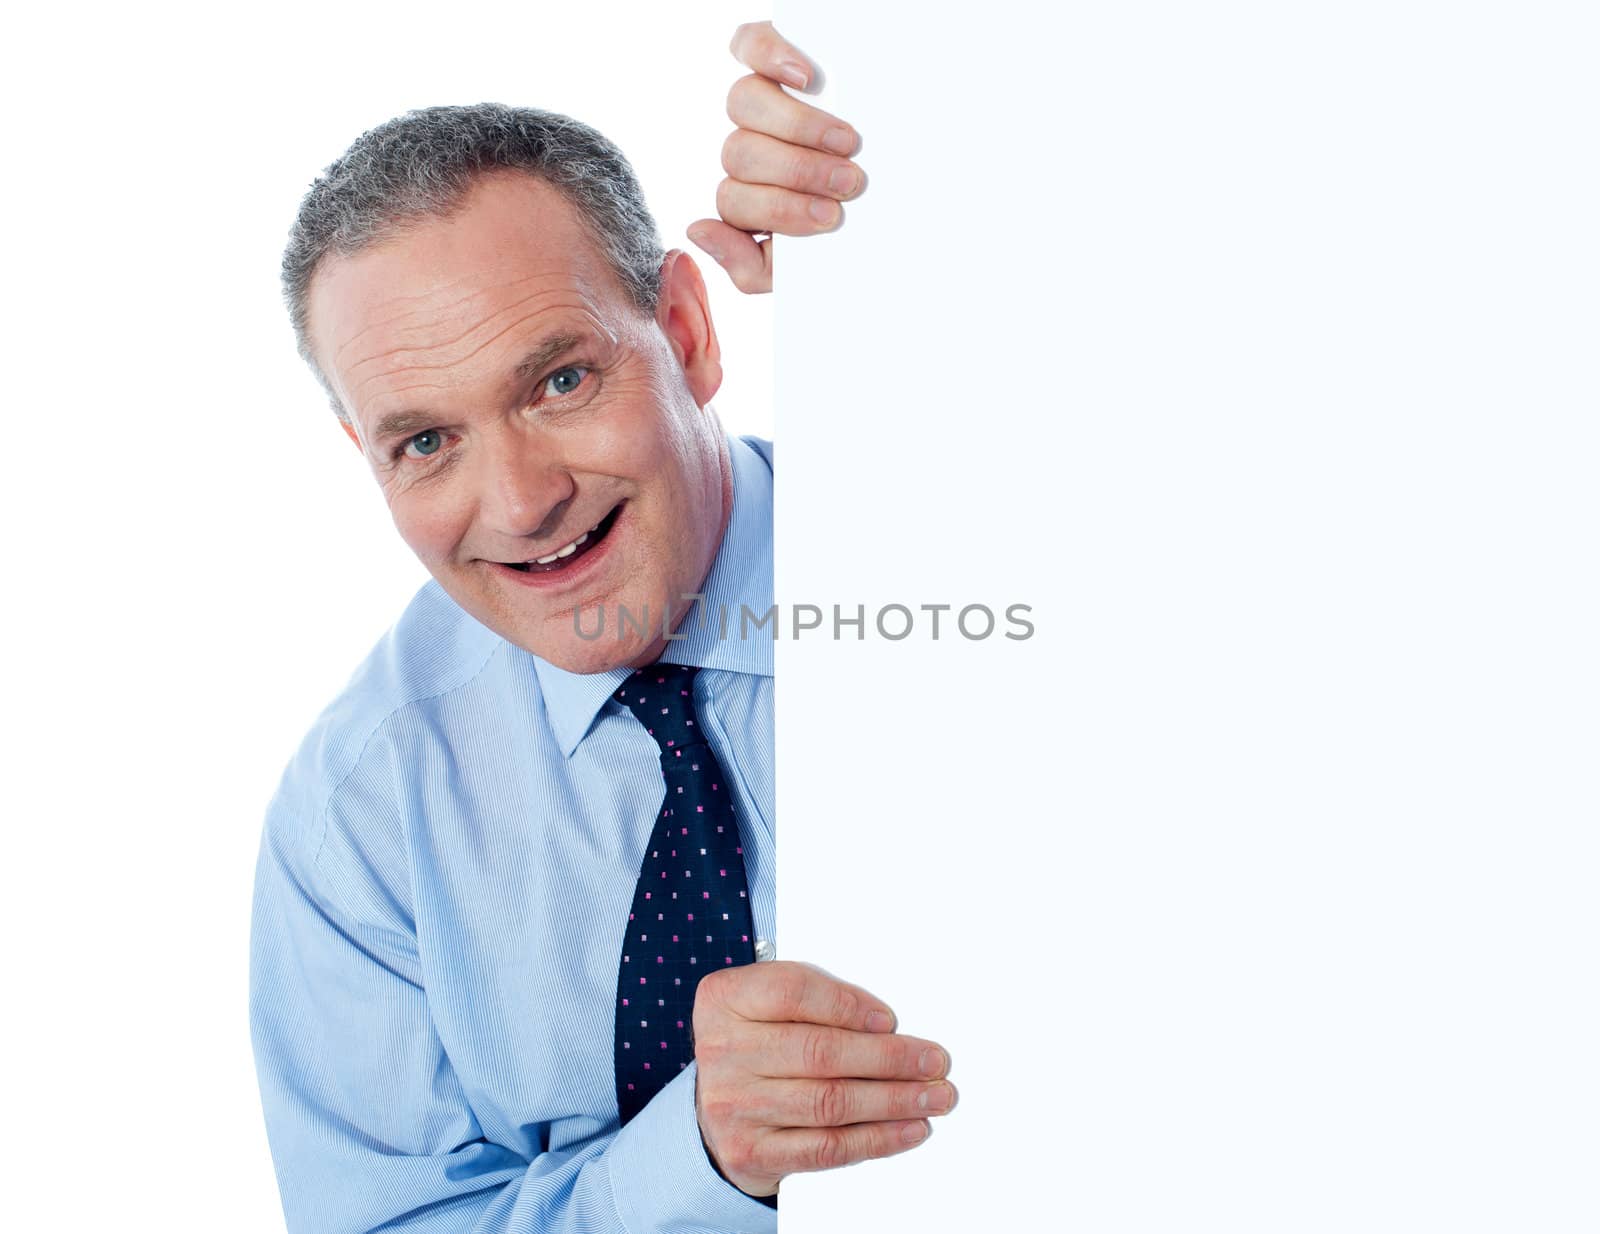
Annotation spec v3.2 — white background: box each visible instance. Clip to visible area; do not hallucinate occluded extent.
[2,3,769,1229]
[4,2,1597,1232]
[776,3,1597,1233]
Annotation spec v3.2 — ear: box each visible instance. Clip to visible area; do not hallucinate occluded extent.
[654,249,723,407]
[338,418,364,451]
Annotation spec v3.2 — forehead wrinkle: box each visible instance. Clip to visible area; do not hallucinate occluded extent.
[330,267,561,356]
[349,306,589,403]
[322,270,475,369]
[349,306,543,403]
[335,277,587,380]
[361,328,592,448]
[350,309,621,425]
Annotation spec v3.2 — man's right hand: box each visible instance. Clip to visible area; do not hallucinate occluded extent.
[691,960,958,1198]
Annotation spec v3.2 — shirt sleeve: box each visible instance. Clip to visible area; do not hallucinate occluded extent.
[249,806,778,1234]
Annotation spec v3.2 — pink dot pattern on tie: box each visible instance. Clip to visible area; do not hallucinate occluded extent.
[612,662,758,1127]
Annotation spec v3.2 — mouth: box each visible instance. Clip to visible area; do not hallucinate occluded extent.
[500,502,624,575]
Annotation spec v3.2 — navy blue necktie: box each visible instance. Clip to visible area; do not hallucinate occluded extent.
[613,663,758,1126]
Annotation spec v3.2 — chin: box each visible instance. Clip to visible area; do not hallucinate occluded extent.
[534,636,647,676]
[494,602,669,675]
[453,557,697,673]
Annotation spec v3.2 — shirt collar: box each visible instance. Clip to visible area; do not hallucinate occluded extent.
[531,432,773,758]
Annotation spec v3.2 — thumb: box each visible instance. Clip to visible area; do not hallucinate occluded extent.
[687,220,773,295]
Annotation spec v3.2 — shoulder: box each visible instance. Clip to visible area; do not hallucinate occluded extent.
[264,578,508,850]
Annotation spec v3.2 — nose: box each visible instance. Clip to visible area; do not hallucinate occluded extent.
[475,426,574,544]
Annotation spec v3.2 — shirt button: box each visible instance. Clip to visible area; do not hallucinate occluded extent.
[754,938,776,962]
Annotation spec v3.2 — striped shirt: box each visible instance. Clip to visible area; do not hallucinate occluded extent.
[250,434,776,1233]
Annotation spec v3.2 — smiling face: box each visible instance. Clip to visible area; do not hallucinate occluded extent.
[306,170,729,673]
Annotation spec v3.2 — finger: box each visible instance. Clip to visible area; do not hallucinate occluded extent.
[722,130,865,202]
[767,1119,934,1176]
[729,20,818,93]
[716,179,842,237]
[704,960,896,1031]
[727,74,860,157]
[760,1022,949,1081]
[767,1078,960,1127]
[686,220,772,294]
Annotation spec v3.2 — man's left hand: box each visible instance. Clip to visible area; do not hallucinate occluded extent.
[688,21,866,294]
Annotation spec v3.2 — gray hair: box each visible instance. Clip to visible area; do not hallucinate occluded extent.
[282,102,666,422]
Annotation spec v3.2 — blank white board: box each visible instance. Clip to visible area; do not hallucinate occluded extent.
[774,4,1599,1231]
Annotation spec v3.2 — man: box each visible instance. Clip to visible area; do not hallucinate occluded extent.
[250,23,957,1234]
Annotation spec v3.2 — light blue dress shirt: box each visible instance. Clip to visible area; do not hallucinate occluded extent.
[250,434,777,1234]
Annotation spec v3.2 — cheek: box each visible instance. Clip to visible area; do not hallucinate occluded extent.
[386,486,472,563]
[580,373,683,475]
[620,380,715,488]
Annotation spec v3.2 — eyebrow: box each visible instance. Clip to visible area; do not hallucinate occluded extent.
[367,331,587,447]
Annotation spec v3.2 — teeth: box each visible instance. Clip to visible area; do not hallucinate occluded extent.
[517,513,613,569]
[529,530,591,567]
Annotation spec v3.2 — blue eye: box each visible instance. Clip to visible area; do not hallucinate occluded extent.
[544,365,589,397]
[404,430,442,459]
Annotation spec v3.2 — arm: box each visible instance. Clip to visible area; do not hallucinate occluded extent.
[249,805,776,1234]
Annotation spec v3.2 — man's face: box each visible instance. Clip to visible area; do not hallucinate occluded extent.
[307,171,728,673]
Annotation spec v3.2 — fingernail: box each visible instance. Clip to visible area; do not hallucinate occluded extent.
[918,1047,947,1078]
[808,198,840,227]
[865,1010,894,1032]
[822,127,857,156]
[827,166,860,196]
[902,1120,930,1145]
[919,1082,953,1113]
[778,61,810,89]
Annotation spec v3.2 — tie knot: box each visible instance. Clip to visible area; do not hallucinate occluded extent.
[615,662,703,755]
